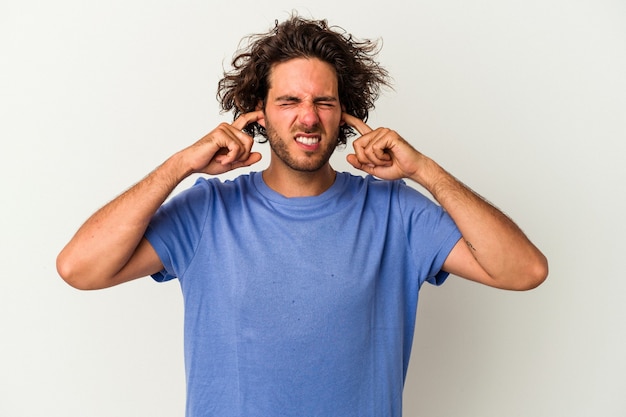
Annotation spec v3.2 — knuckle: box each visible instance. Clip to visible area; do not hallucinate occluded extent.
[241,133,254,146]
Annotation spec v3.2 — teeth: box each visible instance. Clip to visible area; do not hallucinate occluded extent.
[295,136,320,145]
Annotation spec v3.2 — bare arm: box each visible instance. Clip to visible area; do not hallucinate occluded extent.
[409,158,547,290]
[343,113,548,290]
[56,111,265,290]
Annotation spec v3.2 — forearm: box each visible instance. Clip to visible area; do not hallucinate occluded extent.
[57,112,263,289]
[56,152,190,289]
[410,157,548,289]
[341,114,547,289]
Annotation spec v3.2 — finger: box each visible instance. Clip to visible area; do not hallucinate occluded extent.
[207,151,262,175]
[217,117,257,164]
[231,110,265,131]
[341,113,373,136]
[346,153,365,170]
[351,136,376,167]
[235,152,262,168]
[352,129,390,167]
[221,151,263,171]
[367,132,393,164]
[203,126,240,164]
[219,137,252,165]
[346,153,377,176]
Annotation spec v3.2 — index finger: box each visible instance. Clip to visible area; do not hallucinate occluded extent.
[342,113,373,136]
[232,110,265,131]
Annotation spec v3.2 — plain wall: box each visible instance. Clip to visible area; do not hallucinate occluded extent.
[2,0,625,416]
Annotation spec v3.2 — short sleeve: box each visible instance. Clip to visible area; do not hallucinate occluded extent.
[395,180,461,286]
[144,178,212,282]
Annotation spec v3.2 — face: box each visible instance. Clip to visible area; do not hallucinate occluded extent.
[259,57,342,173]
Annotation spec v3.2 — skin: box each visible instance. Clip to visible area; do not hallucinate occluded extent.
[260,58,342,197]
[343,114,548,290]
[56,110,265,290]
[56,57,548,291]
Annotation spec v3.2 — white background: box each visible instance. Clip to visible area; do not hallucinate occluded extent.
[2,0,625,416]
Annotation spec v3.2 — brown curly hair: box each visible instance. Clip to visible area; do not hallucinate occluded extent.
[217,14,391,145]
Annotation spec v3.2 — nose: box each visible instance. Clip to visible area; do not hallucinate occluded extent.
[298,101,320,129]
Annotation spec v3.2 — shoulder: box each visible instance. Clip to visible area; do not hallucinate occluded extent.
[342,173,432,205]
[171,173,255,201]
[337,171,402,193]
[151,174,256,225]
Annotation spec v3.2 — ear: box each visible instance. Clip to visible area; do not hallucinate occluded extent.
[255,100,266,128]
[340,105,347,126]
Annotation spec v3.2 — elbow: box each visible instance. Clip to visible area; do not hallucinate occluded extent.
[514,253,549,291]
[56,252,98,291]
[528,252,549,289]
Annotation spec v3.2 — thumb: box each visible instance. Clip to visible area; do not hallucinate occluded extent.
[230,151,262,169]
[346,154,375,175]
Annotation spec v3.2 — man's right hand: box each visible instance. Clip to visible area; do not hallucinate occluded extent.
[181,111,264,176]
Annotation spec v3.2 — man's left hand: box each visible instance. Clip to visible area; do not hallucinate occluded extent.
[343,113,425,181]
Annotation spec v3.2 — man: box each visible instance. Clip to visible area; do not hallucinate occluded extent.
[57,15,547,417]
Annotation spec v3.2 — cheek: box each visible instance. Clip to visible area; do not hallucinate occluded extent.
[322,110,342,129]
[264,108,299,129]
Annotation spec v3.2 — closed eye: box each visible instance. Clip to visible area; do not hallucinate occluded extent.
[276,95,300,106]
[314,96,338,107]
[274,96,338,109]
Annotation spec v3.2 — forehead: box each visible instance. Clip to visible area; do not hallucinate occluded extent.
[267,57,339,97]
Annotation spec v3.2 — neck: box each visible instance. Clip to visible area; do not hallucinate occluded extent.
[262,163,336,198]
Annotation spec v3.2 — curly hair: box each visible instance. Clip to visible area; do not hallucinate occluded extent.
[217,14,391,145]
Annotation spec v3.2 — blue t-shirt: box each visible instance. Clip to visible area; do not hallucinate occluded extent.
[145,171,461,417]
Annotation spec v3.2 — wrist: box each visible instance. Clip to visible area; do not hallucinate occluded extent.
[160,151,195,184]
[408,156,446,190]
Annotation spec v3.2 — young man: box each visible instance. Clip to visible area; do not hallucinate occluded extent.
[57,15,547,417]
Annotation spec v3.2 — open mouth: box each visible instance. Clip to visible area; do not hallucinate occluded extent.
[295,135,321,146]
